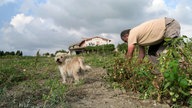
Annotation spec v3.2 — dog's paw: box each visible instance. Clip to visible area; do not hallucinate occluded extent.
[85,65,91,70]
[62,80,66,84]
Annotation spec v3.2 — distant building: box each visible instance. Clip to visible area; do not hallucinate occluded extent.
[69,36,111,55]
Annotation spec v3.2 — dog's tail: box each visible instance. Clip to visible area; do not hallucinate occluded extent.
[78,57,91,70]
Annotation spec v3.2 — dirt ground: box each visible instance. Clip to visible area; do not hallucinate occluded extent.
[64,67,170,108]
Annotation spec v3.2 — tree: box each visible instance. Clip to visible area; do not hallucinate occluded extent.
[117,43,127,53]
[16,50,23,56]
[85,44,115,54]
[43,52,50,56]
[36,50,41,56]
[55,49,68,54]
[0,51,4,56]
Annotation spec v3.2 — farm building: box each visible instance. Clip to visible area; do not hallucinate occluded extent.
[69,36,111,55]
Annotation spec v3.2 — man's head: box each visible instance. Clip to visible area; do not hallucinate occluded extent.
[120,29,131,43]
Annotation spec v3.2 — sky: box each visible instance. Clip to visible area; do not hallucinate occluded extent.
[0,0,192,56]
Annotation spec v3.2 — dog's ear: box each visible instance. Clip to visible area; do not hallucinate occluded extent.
[62,54,70,61]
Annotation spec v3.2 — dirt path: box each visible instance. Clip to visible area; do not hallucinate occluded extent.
[65,67,170,108]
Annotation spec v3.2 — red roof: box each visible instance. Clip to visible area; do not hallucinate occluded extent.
[83,36,111,41]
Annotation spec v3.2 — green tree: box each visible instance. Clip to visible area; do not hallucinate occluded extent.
[117,43,127,53]
[16,50,23,56]
[55,50,68,54]
[85,44,115,54]
[0,51,4,56]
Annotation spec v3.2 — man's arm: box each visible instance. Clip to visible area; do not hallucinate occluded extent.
[138,45,145,62]
[125,44,135,60]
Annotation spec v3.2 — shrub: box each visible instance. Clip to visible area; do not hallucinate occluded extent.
[158,36,192,106]
[117,43,127,53]
[105,36,192,107]
[85,44,115,54]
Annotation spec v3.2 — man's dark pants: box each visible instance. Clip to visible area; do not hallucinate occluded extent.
[148,17,181,64]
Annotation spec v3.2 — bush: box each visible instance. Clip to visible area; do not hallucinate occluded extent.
[105,36,192,107]
[117,43,127,53]
[85,44,115,54]
[158,36,192,106]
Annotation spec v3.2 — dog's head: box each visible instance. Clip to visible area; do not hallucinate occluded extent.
[55,52,69,65]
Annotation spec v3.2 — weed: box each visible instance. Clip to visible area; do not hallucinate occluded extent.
[43,79,67,107]
[158,36,192,106]
[0,56,67,107]
[101,36,192,107]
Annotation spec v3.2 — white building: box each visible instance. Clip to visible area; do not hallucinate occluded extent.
[79,36,111,47]
[69,36,112,55]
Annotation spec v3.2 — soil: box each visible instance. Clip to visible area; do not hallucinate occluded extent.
[65,67,170,108]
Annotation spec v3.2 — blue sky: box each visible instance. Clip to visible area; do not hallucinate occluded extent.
[0,1,19,27]
[0,0,47,27]
[164,0,178,8]
[0,0,192,55]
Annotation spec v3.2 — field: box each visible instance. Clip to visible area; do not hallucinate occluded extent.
[0,54,169,108]
[0,56,67,107]
[0,36,192,108]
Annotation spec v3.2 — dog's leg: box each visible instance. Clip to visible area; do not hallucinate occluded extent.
[62,75,67,84]
[60,70,67,84]
[73,71,79,83]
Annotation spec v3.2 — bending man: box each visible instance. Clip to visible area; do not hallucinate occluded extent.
[120,17,181,64]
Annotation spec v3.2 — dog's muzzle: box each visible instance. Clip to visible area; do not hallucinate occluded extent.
[56,58,62,64]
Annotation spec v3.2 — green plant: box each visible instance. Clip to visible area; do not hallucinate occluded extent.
[0,56,66,107]
[158,36,192,106]
[43,79,67,107]
[117,43,127,53]
[85,44,115,54]
[105,52,156,95]
[103,36,192,107]
[0,60,27,91]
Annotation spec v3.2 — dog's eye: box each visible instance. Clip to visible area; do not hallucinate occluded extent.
[61,56,63,58]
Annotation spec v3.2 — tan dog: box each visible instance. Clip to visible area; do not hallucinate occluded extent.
[55,52,91,84]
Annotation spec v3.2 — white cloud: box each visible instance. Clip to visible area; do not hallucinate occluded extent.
[10,14,34,33]
[173,4,192,25]
[146,0,167,12]
[181,24,192,37]
[0,13,87,55]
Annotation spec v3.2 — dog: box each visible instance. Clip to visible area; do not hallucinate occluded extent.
[55,52,91,84]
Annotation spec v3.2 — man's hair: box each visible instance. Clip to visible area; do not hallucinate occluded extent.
[120,29,131,38]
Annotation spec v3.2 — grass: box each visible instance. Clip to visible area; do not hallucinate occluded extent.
[1,38,192,107]
[83,36,192,107]
[0,56,67,108]
[0,53,118,107]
